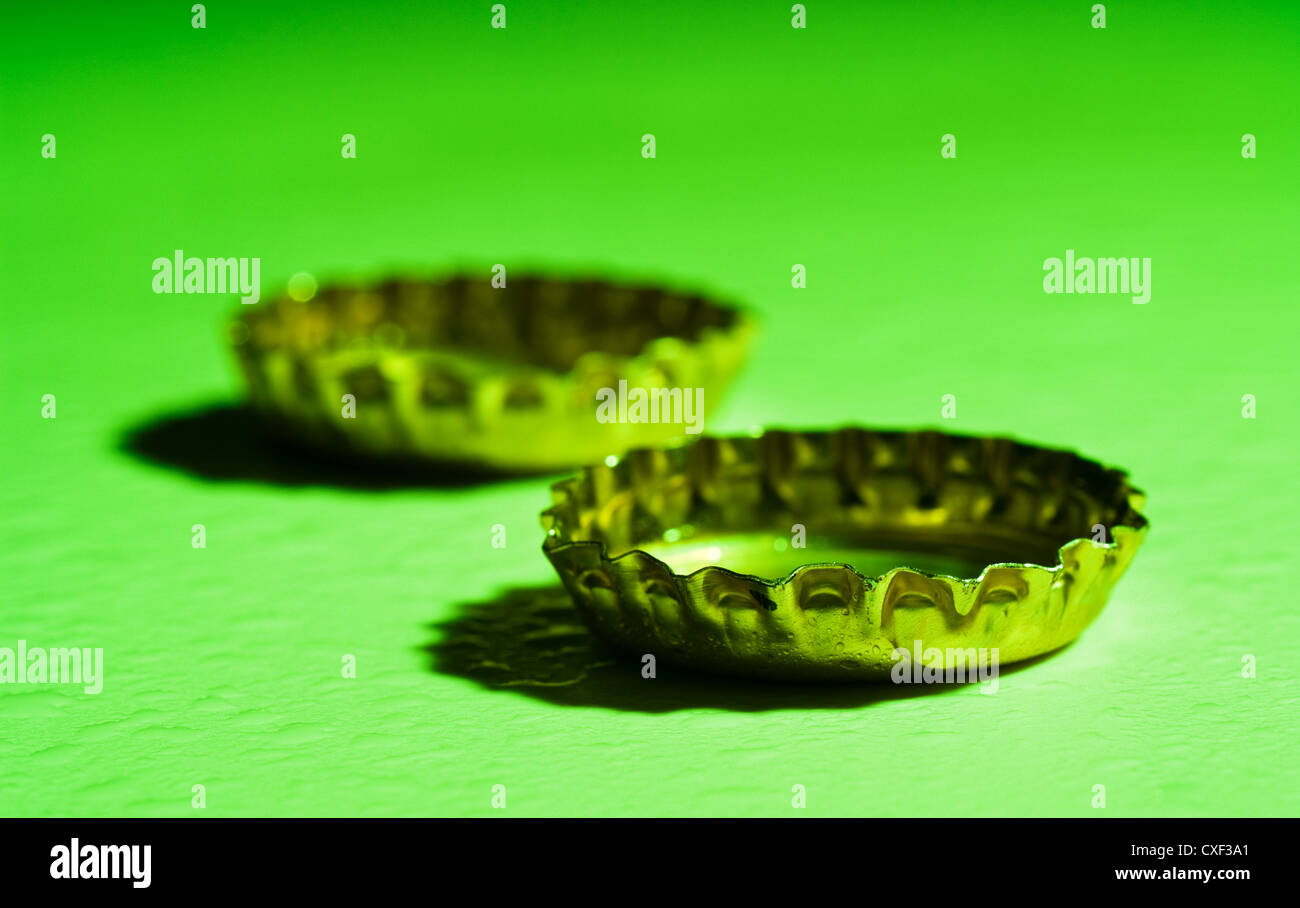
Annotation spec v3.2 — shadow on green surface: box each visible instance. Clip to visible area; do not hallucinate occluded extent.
[119,402,541,490]
[426,584,1058,712]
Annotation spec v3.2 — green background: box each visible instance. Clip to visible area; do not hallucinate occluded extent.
[3,0,1297,816]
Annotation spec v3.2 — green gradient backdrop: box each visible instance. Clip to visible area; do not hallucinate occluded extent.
[2,0,1297,816]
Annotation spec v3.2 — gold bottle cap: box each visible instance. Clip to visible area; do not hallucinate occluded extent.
[541,428,1148,680]
[230,273,756,471]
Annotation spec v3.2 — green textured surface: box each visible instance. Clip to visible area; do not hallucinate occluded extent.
[2,0,1298,816]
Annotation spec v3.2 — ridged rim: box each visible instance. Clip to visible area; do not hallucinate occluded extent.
[542,426,1148,585]
[539,427,1149,678]
[228,271,758,468]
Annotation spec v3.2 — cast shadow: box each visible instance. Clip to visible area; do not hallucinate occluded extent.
[119,402,544,491]
[425,584,1057,712]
